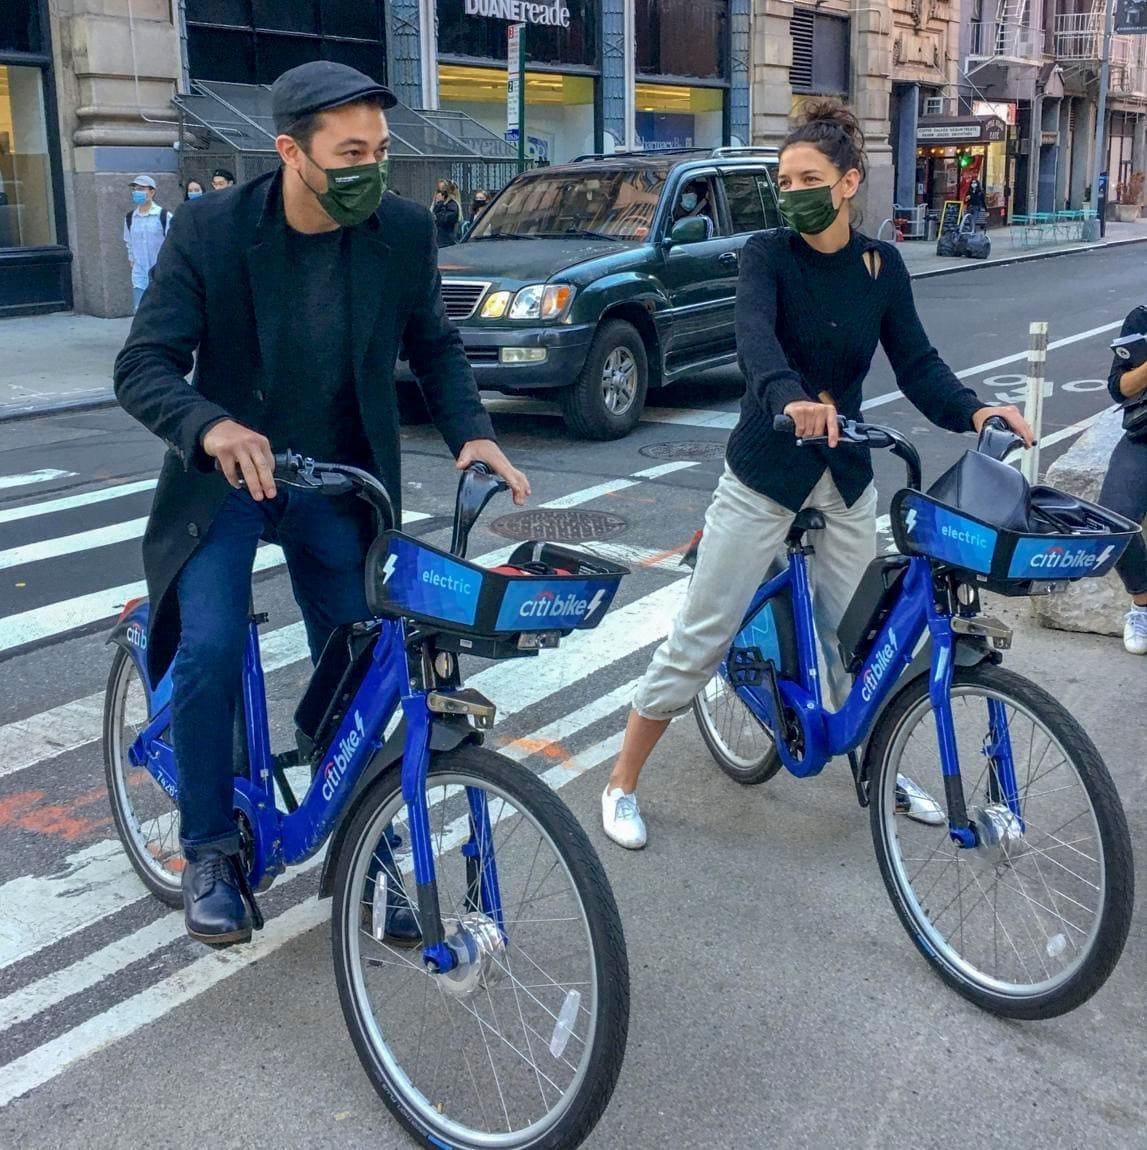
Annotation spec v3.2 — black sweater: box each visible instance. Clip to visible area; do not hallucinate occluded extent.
[728,229,984,511]
[1108,305,1147,403]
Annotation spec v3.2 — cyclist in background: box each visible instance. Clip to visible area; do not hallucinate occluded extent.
[115,61,528,946]
[601,99,1033,849]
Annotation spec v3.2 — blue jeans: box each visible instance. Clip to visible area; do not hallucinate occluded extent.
[132,285,146,313]
[172,486,374,859]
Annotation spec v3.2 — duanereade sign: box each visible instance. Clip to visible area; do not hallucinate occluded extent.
[465,0,572,28]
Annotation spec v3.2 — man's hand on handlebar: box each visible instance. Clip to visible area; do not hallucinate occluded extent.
[457,439,531,506]
[972,404,1036,448]
[783,399,840,448]
[202,419,277,501]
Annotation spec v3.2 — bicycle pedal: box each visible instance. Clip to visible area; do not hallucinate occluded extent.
[728,646,769,687]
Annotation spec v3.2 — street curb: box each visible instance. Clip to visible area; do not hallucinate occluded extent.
[907,233,1147,279]
[2,233,1145,423]
[0,393,119,424]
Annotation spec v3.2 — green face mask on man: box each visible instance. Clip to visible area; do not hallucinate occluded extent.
[777,177,844,236]
[300,152,389,228]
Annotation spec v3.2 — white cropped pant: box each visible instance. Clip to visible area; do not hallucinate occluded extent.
[633,465,878,720]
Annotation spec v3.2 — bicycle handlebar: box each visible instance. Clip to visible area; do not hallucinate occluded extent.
[271,451,397,528]
[772,414,923,491]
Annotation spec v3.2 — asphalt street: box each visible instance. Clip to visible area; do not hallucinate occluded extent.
[0,244,1144,1148]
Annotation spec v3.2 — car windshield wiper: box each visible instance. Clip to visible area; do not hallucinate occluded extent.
[536,229,620,240]
[470,230,534,240]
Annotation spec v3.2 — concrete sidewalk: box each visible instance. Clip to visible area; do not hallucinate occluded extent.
[0,216,1144,420]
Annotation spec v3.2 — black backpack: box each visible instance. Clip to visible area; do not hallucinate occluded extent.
[125,207,171,235]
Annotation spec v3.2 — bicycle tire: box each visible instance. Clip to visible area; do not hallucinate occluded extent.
[331,744,630,1149]
[868,663,1134,1019]
[103,646,184,907]
[692,675,781,785]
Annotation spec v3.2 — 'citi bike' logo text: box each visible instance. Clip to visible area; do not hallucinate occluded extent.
[322,710,365,802]
[518,587,606,621]
[861,630,899,703]
[1025,543,1114,572]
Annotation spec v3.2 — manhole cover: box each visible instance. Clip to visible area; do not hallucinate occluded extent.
[638,441,726,462]
[490,509,628,543]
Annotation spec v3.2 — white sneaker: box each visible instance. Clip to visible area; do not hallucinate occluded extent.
[895,774,946,826]
[601,787,647,850]
[1124,607,1147,656]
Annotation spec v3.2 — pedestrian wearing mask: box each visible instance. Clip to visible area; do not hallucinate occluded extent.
[432,178,462,247]
[115,61,529,946]
[1098,304,1147,654]
[965,178,987,224]
[600,100,1033,849]
[461,188,490,238]
[124,175,171,313]
[184,179,205,202]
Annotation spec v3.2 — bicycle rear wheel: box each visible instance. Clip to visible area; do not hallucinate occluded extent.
[331,745,629,1150]
[868,664,1134,1019]
[103,647,184,906]
[693,673,781,785]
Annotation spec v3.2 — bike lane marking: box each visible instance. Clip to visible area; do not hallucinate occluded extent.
[0,471,75,492]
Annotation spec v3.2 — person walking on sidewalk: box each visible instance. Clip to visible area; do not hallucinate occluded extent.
[600,100,1033,849]
[432,178,462,247]
[114,61,529,946]
[1098,303,1147,654]
[123,175,171,313]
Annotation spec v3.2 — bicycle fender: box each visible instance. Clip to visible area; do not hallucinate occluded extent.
[106,601,171,714]
[318,716,479,898]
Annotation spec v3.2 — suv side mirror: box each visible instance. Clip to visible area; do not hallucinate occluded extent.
[666,216,710,246]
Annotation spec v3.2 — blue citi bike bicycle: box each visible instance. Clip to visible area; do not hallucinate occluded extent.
[692,414,1137,1019]
[103,456,630,1150]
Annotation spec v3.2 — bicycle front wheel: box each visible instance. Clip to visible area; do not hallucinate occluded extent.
[868,664,1134,1019]
[693,673,781,785]
[331,745,629,1150]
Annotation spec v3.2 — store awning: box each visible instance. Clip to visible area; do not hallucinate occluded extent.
[915,115,1008,145]
[173,80,519,159]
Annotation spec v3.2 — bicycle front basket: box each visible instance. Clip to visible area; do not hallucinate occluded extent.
[890,488,1139,596]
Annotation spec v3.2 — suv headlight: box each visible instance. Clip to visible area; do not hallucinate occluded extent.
[508,284,575,321]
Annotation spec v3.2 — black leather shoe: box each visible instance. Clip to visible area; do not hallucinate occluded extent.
[182,849,253,947]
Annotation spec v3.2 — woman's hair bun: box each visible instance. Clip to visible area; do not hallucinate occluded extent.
[782,99,867,184]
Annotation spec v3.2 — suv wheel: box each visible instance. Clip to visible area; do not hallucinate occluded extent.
[561,320,648,440]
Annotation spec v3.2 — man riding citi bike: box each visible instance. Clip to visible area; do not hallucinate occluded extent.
[113,61,528,948]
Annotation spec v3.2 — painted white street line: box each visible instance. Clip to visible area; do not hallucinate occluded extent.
[0,517,149,571]
[0,480,157,526]
[0,710,631,1109]
[537,460,697,509]
[0,470,74,491]
[0,511,431,655]
[483,396,739,431]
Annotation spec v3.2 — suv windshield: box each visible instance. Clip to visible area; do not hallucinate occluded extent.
[469,168,668,241]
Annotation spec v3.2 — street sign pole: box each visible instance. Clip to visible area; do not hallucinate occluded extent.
[1086,0,1116,237]
[507,22,526,174]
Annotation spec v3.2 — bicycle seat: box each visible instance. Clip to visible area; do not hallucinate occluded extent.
[926,450,1032,534]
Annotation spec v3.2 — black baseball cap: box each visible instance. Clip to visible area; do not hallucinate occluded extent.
[271,61,397,134]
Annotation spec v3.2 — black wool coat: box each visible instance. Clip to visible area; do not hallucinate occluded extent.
[114,170,495,682]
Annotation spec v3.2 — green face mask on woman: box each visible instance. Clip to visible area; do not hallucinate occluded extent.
[302,154,389,228]
[777,177,844,236]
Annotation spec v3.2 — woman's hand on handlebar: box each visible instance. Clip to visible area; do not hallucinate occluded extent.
[783,399,840,448]
[972,404,1036,448]
[457,438,531,505]
[202,419,277,501]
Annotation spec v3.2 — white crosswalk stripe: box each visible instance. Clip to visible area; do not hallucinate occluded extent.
[0,454,708,1108]
[0,469,75,491]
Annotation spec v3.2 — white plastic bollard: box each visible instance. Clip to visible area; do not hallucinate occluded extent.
[1020,321,1047,484]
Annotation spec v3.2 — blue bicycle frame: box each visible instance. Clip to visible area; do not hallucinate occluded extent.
[729,549,1021,850]
[118,604,489,974]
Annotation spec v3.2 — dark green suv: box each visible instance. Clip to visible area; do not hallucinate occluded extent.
[409,149,782,440]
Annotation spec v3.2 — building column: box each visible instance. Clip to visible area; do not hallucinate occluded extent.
[600,0,630,149]
[729,0,752,146]
[1069,98,1095,206]
[388,0,425,109]
[51,0,183,317]
[750,0,795,144]
[893,82,918,208]
[851,3,893,229]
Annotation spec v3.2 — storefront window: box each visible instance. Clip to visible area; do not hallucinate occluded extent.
[0,64,57,249]
[634,83,723,151]
[635,0,728,80]
[186,0,388,86]
[1,3,41,55]
[436,1,596,68]
[438,64,594,163]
